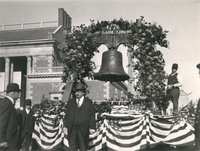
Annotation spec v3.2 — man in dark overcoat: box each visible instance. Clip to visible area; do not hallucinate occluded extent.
[18,99,35,151]
[63,82,96,151]
[195,64,200,150]
[0,83,21,151]
[195,99,200,150]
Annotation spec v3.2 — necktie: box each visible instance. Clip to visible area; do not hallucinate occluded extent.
[77,99,81,108]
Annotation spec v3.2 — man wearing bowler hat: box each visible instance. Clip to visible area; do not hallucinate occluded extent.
[166,63,183,115]
[63,82,96,151]
[0,83,21,151]
[18,99,35,151]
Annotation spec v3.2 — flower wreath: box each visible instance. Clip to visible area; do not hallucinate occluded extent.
[62,16,169,111]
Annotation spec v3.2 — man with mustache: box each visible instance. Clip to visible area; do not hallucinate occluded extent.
[63,82,96,151]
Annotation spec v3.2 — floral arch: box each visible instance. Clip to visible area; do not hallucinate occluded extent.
[61,16,169,111]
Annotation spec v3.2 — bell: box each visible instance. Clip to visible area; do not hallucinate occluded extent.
[94,50,130,82]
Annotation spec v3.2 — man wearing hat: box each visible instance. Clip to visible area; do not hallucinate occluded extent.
[18,99,35,151]
[195,64,200,150]
[166,63,183,115]
[63,82,96,151]
[0,83,21,151]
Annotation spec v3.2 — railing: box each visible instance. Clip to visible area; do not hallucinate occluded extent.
[31,66,63,74]
[0,21,58,30]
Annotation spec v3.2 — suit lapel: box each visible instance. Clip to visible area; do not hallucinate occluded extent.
[27,109,33,118]
[79,97,86,110]
[72,98,77,112]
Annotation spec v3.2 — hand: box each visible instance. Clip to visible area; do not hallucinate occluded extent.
[167,84,173,90]
[63,127,68,135]
[89,129,95,135]
[0,142,8,148]
[29,145,32,151]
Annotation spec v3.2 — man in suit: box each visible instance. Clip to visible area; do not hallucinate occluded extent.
[63,82,96,151]
[18,99,35,151]
[166,63,183,115]
[0,83,21,151]
[195,99,200,150]
[195,64,200,150]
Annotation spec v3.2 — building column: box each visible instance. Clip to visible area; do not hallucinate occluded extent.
[10,60,14,83]
[27,56,31,74]
[4,57,10,90]
[47,55,53,73]
[26,56,31,99]
[32,56,37,74]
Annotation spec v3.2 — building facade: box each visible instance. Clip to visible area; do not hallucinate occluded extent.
[0,8,129,106]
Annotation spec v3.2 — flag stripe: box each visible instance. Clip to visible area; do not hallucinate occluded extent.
[33,113,194,151]
[32,116,64,150]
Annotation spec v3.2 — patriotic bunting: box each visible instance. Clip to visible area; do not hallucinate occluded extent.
[32,114,64,150]
[33,112,194,151]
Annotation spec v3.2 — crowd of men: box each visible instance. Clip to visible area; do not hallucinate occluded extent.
[0,83,35,151]
[0,82,96,151]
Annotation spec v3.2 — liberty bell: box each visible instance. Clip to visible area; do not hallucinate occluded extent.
[94,49,130,82]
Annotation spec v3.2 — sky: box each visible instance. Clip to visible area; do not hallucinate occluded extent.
[0,0,200,102]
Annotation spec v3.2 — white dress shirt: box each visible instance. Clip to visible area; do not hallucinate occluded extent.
[26,108,30,114]
[170,72,183,87]
[76,96,84,107]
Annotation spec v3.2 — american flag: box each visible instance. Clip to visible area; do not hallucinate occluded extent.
[32,112,194,151]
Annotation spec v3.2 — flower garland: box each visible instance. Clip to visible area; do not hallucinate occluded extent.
[62,17,169,110]
[62,25,99,84]
[32,98,66,126]
[127,17,169,110]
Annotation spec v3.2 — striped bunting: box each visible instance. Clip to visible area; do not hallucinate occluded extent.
[33,113,194,151]
[32,114,64,150]
[148,116,194,148]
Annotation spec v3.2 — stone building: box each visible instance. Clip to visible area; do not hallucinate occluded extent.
[0,8,128,106]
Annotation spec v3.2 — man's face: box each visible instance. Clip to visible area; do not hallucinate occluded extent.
[13,91,20,100]
[25,105,31,110]
[172,68,177,74]
[75,90,84,99]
